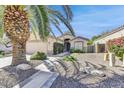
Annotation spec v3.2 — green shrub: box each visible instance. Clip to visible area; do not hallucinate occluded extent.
[70,48,84,53]
[109,45,124,60]
[30,51,47,60]
[87,40,93,45]
[53,42,64,55]
[107,37,124,60]
[63,55,77,62]
[0,50,5,56]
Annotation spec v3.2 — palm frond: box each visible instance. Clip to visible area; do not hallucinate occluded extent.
[49,14,60,25]
[62,5,73,21]
[27,5,74,40]
[30,19,38,40]
[29,5,50,40]
[50,18,64,35]
[48,9,75,36]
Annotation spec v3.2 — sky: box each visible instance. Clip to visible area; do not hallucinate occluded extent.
[50,5,124,39]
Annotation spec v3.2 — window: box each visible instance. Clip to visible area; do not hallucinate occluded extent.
[74,41,83,50]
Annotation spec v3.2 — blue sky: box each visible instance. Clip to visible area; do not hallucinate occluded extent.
[50,5,124,39]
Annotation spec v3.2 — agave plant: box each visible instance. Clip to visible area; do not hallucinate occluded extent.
[3,5,74,65]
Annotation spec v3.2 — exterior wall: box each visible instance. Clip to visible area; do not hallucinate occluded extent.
[26,40,47,54]
[59,34,74,41]
[26,37,63,55]
[70,38,88,49]
[27,33,88,54]
[94,29,124,44]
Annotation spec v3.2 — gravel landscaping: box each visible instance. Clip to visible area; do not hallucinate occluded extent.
[51,53,124,88]
[0,61,42,88]
[29,60,43,67]
[51,73,124,88]
[1,53,124,88]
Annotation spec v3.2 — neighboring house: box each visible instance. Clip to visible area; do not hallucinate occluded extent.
[94,25,124,53]
[26,31,89,55]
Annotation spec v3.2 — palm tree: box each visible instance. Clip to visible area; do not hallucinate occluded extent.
[3,5,74,65]
[0,6,4,38]
[4,6,30,65]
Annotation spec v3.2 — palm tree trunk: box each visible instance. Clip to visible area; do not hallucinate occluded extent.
[12,41,27,65]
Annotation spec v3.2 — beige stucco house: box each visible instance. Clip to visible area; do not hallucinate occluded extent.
[26,31,89,55]
[94,25,124,53]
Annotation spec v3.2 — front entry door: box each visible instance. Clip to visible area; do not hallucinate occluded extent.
[64,42,70,52]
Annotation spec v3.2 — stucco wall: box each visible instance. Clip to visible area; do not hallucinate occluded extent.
[59,34,74,41]
[26,41,47,54]
[94,29,124,44]
[26,37,63,55]
[70,38,88,49]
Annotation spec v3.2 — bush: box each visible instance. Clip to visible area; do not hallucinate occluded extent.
[109,45,124,60]
[107,37,124,60]
[0,50,5,56]
[53,42,64,55]
[87,40,93,45]
[70,48,84,53]
[63,55,77,62]
[30,51,47,60]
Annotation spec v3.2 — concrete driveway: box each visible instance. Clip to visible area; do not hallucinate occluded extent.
[0,55,31,68]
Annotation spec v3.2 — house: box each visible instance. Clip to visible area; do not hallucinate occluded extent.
[94,25,124,53]
[26,31,89,55]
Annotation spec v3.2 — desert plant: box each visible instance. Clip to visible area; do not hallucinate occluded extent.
[30,51,47,60]
[63,55,77,62]
[70,48,84,53]
[63,55,80,73]
[0,50,5,55]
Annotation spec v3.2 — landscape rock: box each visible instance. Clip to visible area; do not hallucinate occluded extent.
[82,67,94,74]
[16,64,32,70]
[90,70,106,77]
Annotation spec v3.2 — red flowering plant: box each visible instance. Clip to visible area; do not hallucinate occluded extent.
[107,37,124,60]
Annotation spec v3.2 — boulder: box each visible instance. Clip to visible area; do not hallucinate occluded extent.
[16,64,32,70]
[80,66,106,77]
[81,66,94,74]
[90,69,106,77]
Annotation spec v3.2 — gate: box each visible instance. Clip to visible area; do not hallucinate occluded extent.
[83,45,95,53]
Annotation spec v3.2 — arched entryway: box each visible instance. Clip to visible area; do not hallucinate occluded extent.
[64,39,71,52]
